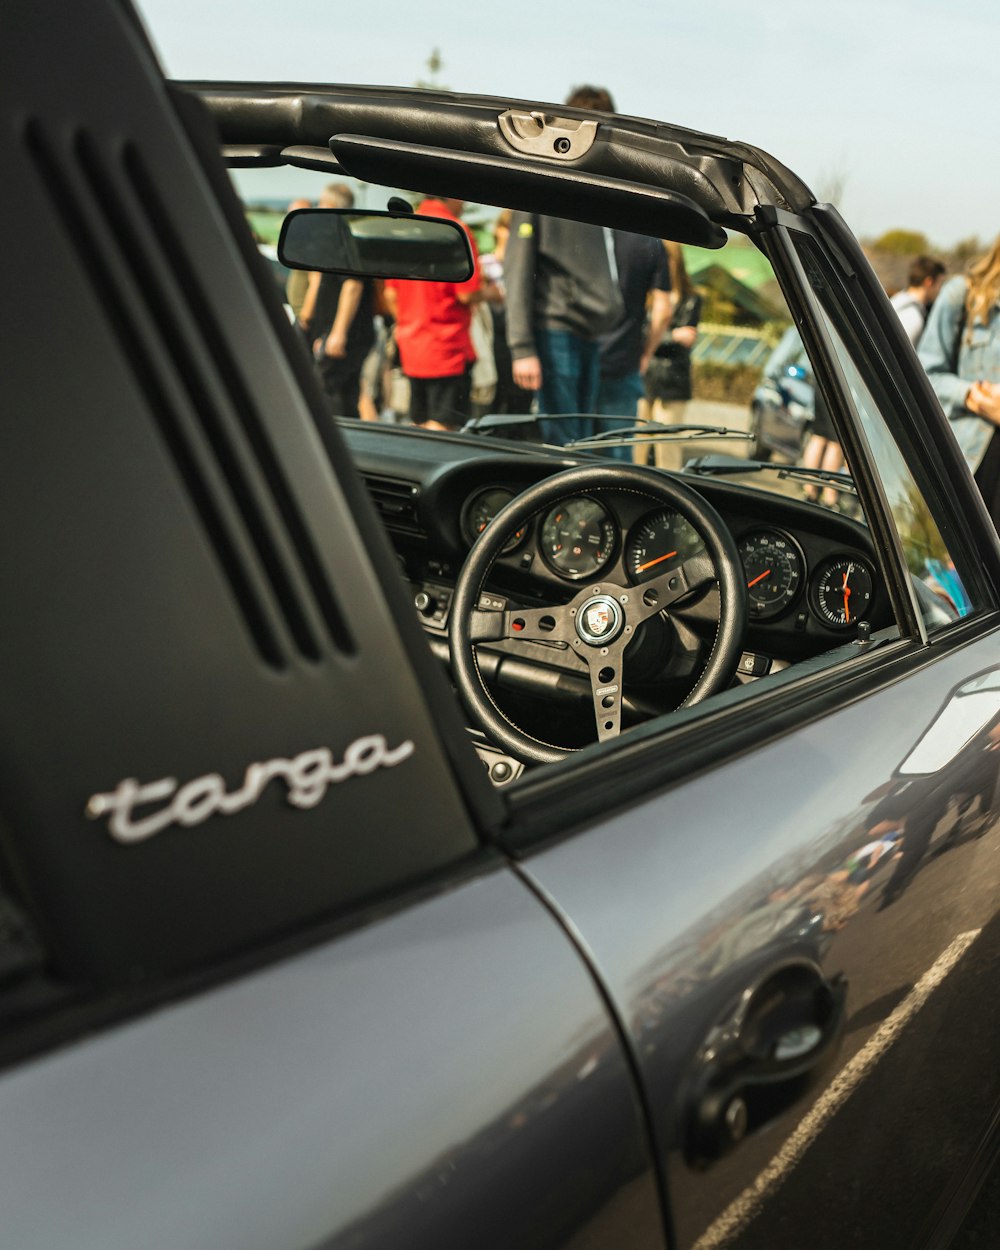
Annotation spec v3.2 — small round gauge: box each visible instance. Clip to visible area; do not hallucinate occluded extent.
[462,487,527,554]
[738,529,805,621]
[540,496,617,580]
[626,508,704,585]
[810,555,875,628]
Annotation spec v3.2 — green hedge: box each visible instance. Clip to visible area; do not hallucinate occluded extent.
[692,362,762,404]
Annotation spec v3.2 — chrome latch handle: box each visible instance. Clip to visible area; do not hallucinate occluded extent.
[498,109,599,161]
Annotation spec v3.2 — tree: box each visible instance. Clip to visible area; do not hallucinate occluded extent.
[815,161,849,208]
[415,48,447,91]
[869,228,931,256]
[947,236,983,270]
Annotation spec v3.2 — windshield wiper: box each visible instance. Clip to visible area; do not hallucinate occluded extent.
[566,424,753,452]
[683,453,856,494]
[461,412,550,434]
[461,411,753,452]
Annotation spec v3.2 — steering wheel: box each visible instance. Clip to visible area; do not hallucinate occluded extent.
[449,464,747,765]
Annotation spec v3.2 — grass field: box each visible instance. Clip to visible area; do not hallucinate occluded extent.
[247,210,283,245]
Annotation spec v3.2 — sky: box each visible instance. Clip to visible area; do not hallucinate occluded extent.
[136,0,999,250]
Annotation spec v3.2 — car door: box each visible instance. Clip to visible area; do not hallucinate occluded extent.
[505,210,1000,1249]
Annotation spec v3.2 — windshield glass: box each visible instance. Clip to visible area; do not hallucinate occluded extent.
[238,167,859,511]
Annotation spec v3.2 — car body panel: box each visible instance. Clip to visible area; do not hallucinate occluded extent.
[522,631,1000,1247]
[0,865,664,1250]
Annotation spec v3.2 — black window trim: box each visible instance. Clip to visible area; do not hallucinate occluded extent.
[759,219,931,645]
[769,209,1000,629]
[504,614,1000,851]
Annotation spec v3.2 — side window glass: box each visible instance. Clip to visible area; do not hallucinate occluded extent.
[789,240,977,632]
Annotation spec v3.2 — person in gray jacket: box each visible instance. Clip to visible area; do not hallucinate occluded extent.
[504,85,624,445]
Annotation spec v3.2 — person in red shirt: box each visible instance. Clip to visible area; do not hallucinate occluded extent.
[384,198,481,430]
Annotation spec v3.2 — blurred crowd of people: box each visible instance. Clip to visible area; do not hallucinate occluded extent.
[795,242,1000,526]
[282,87,1000,528]
[284,84,707,462]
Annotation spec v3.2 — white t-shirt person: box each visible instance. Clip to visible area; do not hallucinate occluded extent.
[890,290,929,346]
[889,260,946,347]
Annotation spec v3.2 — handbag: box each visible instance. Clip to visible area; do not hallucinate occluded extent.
[646,293,701,402]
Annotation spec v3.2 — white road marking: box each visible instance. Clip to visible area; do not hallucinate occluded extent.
[691,928,982,1250]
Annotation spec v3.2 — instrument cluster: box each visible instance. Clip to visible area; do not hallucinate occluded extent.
[460,485,877,633]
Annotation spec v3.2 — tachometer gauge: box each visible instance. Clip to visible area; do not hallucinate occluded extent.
[461,487,527,554]
[811,555,874,628]
[626,508,704,584]
[540,496,617,580]
[738,529,804,621]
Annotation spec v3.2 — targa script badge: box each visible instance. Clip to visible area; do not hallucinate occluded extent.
[86,735,415,844]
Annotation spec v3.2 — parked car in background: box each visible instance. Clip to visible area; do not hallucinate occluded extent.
[5,3,1000,1249]
[749,325,815,460]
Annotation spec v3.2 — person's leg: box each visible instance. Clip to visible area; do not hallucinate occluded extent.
[650,399,686,471]
[416,369,472,430]
[407,376,429,426]
[440,368,472,428]
[820,440,845,507]
[576,338,601,418]
[358,343,382,422]
[800,433,827,502]
[320,358,362,420]
[634,397,654,465]
[595,371,643,461]
[801,433,826,472]
[536,327,586,445]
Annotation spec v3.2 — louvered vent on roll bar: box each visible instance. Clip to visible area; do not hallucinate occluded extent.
[23,119,355,669]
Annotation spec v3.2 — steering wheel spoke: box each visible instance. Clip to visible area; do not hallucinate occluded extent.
[633,551,716,623]
[503,604,575,646]
[579,642,628,742]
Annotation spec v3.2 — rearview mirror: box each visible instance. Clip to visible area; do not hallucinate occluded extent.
[278,208,474,281]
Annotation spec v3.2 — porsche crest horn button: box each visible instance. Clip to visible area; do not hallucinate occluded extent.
[576,594,625,646]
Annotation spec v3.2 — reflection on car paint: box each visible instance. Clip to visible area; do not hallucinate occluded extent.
[522,638,1000,1249]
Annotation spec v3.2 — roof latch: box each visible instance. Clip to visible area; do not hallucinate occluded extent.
[498,109,598,161]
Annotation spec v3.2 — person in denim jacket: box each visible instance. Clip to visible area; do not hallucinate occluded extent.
[918,237,1000,521]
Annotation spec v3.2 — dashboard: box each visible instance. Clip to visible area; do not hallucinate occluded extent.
[345,423,890,666]
[342,423,893,774]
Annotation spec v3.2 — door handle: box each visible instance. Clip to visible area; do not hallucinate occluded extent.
[685,961,847,1167]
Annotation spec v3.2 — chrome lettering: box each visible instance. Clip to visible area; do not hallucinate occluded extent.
[86,735,415,844]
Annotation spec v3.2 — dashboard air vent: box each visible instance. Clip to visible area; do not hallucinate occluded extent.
[364,475,423,536]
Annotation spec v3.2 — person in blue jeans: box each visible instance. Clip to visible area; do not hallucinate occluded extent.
[503,86,625,446]
[918,234,1000,524]
[595,231,673,460]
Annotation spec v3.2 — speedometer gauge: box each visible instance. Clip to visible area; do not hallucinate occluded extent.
[738,529,804,621]
[626,508,704,584]
[540,497,617,580]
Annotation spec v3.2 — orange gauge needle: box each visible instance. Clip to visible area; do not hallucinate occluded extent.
[747,569,772,589]
[637,550,678,572]
[842,568,852,623]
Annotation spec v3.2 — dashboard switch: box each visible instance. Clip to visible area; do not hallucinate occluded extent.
[738,652,771,678]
